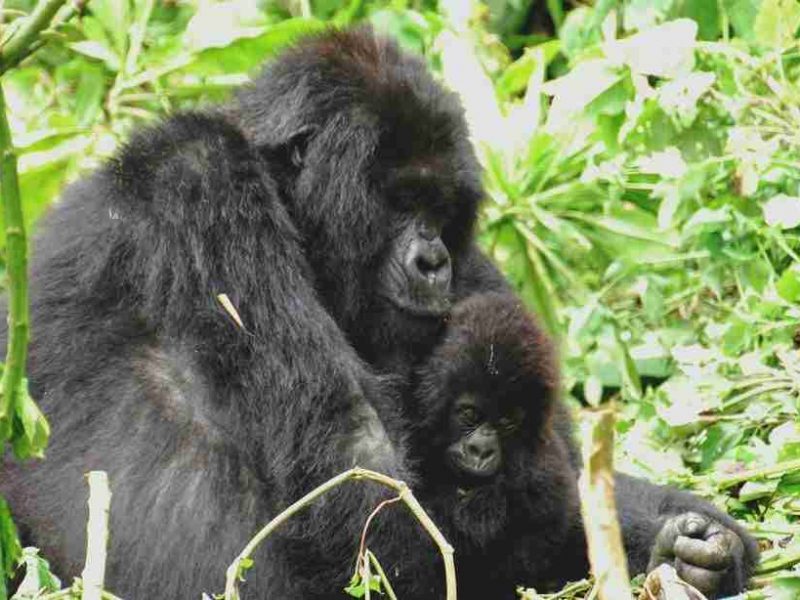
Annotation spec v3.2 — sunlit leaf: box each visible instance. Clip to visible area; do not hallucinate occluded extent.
[604,19,698,78]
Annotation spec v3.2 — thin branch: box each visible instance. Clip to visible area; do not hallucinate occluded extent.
[709,458,800,490]
[223,467,457,600]
[367,550,398,600]
[0,0,70,73]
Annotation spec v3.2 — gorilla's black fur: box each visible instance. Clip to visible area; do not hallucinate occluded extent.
[0,28,506,599]
[412,293,759,599]
[1,27,757,600]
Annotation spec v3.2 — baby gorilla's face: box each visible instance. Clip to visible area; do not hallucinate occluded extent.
[445,392,524,484]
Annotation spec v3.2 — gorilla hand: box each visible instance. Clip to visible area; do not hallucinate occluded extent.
[647,512,747,598]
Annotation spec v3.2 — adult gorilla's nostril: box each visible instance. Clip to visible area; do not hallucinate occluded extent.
[407,239,451,284]
[415,252,447,276]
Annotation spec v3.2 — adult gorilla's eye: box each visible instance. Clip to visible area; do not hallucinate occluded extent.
[458,405,480,426]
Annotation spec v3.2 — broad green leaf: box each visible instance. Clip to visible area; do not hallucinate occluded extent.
[185,1,265,51]
[68,41,121,72]
[559,6,601,59]
[604,19,698,78]
[754,0,800,48]
[439,30,504,150]
[739,478,779,501]
[90,0,131,57]
[543,60,621,131]
[623,0,675,31]
[656,71,716,128]
[723,0,760,41]
[183,18,325,77]
[370,9,431,55]
[496,40,560,99]
[764,575,800,600]
[763,195,800,229]
[776,264,800,303]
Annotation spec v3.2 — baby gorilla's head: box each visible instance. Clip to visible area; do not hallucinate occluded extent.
[414,292,560,489]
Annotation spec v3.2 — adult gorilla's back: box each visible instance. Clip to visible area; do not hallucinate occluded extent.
[1,28,492,598]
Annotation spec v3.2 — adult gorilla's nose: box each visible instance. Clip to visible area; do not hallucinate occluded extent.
[405,237,452,292]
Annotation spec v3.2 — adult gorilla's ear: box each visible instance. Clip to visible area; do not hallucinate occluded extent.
[270,125,318,172]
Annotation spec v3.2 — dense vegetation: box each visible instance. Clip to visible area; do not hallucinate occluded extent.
[1,0,799,598]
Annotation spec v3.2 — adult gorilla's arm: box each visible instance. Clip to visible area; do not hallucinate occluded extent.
[453,243,511,297]
[614,474,759,597]
[1,113,412,599]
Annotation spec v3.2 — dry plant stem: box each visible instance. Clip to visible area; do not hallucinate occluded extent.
[223,467,457,600]
[755,545,800,575]
[81,471,111,600]
[0,81,26,440]
[711,457,800,490]
[578,408,633,600]
[362,545,372,600]
[0,0,69,73]
[355,495,402,573]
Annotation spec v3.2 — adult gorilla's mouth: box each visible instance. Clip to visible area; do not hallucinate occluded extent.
[382,292,451,318]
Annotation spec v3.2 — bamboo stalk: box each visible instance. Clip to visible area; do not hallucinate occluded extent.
[577,408,633,600]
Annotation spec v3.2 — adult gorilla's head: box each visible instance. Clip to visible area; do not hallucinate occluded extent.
[234,27,482,362]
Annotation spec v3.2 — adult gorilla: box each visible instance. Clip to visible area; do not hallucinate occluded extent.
[1,26,754,600]
[1,27,497,599]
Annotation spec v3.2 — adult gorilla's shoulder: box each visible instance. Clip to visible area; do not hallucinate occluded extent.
[1,27,488,599]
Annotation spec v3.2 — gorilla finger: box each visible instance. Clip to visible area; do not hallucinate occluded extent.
[675,511,711,538]
[674,536,733,570]
[675,559,724,597]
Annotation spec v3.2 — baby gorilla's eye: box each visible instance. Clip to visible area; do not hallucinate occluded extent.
[497,410,522,434]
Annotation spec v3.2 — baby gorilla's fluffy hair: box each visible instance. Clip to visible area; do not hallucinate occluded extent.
[411,292,585,598]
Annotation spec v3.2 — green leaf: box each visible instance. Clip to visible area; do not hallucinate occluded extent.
[0,499,21,581]
[12,548,61,598]
[185,1,266,52]
[755,0,800,49]
[723,0,760,41]
[764,575,800,600]
[613,325,643,400]
[776,263,800,303]
[183,18,325,77]
[90,0,131,57]
[559,6,601,59]
[68,41,121,72]
[543,60,622,131]
[605,19,698,78]
[496,40,560,100]
[10,380,50,460]
[739,478,779,501]
[623,0,675,31]
[763,195,800,229]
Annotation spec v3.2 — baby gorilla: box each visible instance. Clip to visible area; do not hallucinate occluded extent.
[411,292,757,599]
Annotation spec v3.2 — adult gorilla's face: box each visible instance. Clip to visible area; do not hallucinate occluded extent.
[234,28,481,344]
[380,213,452,317]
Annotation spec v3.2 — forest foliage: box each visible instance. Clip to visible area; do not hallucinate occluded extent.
[1,0,800,598]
